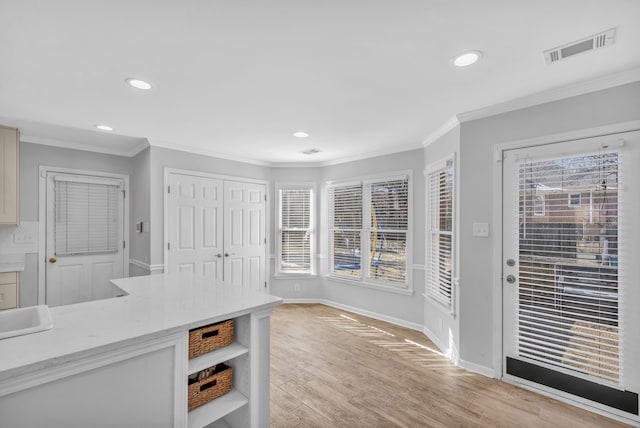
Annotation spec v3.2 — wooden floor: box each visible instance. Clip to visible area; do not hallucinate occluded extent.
[270,304,630,428]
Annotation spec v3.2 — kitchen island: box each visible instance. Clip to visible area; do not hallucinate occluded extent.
[0,272,282,428]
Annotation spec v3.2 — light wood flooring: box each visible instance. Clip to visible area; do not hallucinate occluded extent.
[270,304,631,428]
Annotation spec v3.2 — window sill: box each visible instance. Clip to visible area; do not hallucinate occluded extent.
[326,274,414,296]
[273,273,318,279]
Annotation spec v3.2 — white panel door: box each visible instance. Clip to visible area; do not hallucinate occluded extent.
[502,131,639,418]
[167,174,223,281]
[224,180,266,291]
[46,173,125,307]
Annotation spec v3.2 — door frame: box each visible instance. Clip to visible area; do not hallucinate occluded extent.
[491,120,640,421]
[163,168,270,289]
[38,166,130,304]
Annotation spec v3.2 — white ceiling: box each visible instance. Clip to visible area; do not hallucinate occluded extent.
[1,0,639,165]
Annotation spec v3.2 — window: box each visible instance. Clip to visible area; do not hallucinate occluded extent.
[276,184,314,275]
[568,192,581,207]
[328,173,410,289]
[533,194,545,216]
[425,156,454,307]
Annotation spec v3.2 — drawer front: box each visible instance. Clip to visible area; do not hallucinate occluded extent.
[0,282,17,310]
[0,271,17,285]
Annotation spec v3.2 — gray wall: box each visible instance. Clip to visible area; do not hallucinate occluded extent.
[320,149,425,327]
[12,142,132,306]
[130,146,151,276]
[457,81,640,370]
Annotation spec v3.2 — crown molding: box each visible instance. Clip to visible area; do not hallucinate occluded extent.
[148,139,273,167]
[421,116,460,148]
[20,134,149,158]
[457,67,640,123]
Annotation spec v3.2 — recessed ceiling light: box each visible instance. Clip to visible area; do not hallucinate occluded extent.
[453,51,482,67]
[94,124,113,131]
[125,78,153,90]
[293,131,309,138]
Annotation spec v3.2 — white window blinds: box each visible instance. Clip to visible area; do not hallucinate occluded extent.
[366,178,409,283]
[55,176,121,256]
[329,174,410,287]
[517,151,621,385]
[426,159,454,307]
[328,183,363,279]
[278,187,314,274]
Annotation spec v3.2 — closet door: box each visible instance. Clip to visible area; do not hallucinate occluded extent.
[224,180,266,291]
[167,173,224,281]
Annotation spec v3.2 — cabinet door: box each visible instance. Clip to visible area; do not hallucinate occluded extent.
[0,272,18,310]
[0,126,19,225]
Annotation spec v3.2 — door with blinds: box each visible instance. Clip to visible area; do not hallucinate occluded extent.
[46,173,126,307]
[502,131,639,419]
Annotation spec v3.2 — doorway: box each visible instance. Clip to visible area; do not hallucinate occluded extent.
[501,130,639,418]
[40,168,129,306]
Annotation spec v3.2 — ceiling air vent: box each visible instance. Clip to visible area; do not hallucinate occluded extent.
[544,28,616,64]
[301,148,321,155]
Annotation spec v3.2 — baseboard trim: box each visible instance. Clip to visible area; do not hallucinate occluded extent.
[458,359,496,378]
[129,259,164,274]
[283,298,423,332]
[421,325,456,362]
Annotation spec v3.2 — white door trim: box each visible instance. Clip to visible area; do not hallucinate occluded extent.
[38,166,130,304]
[491,120,640,422]
[163,168,270,288]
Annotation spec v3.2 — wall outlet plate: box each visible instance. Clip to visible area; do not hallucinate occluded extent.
[472,222,490,237]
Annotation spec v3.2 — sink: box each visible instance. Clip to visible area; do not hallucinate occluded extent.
[0,305,53,340]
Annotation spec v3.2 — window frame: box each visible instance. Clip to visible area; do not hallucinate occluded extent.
[275,182,316,277]
[425,155,456,311]
[326,170,413,294]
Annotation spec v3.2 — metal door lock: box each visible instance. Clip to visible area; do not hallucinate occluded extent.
[506,275,516,284]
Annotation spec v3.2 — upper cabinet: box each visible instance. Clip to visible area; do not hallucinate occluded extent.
[0,126,19,225]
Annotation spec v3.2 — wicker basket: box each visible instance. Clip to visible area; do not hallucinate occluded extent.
[188,319,234,359]
[188,364,233,411]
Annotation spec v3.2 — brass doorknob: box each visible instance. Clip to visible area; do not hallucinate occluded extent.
[49,257,57,263]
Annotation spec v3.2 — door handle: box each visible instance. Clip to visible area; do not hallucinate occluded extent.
[224,253,236,257]
[216,253,222,258]
[49,257,57,263]
[506,275,516,284]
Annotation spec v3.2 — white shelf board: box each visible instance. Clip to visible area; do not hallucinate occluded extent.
[206,419,232,428]
[188,343,249,375]
[188,389,248,428]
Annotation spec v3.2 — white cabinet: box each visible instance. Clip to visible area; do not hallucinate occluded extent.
[0,272,19,310]
[0,125,19,225]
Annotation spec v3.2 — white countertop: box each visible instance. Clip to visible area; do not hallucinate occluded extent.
[0,272,282,381]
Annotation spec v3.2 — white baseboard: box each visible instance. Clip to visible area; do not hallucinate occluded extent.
[129,259,164,274]
[283,298,423,332]
[421,325,456,362]
[458,359,496,378]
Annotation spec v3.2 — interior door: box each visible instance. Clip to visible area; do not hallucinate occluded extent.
[502,131,639,418]
[167,173,224,281]
[224,180,266,291]
[46,173,125,306]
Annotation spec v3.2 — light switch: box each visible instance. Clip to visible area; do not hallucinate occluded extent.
[473,222,490,237]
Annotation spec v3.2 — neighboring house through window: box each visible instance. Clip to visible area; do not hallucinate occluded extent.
[276,184,315,275]
[328,172,411,291]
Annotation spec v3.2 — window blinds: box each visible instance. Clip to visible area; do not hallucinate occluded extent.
[279,188,312,273]
[366,178,408,283]
[55,177,120,256]
[426,162,454,306]
[329,183,363,278]
[517,151,620,385]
